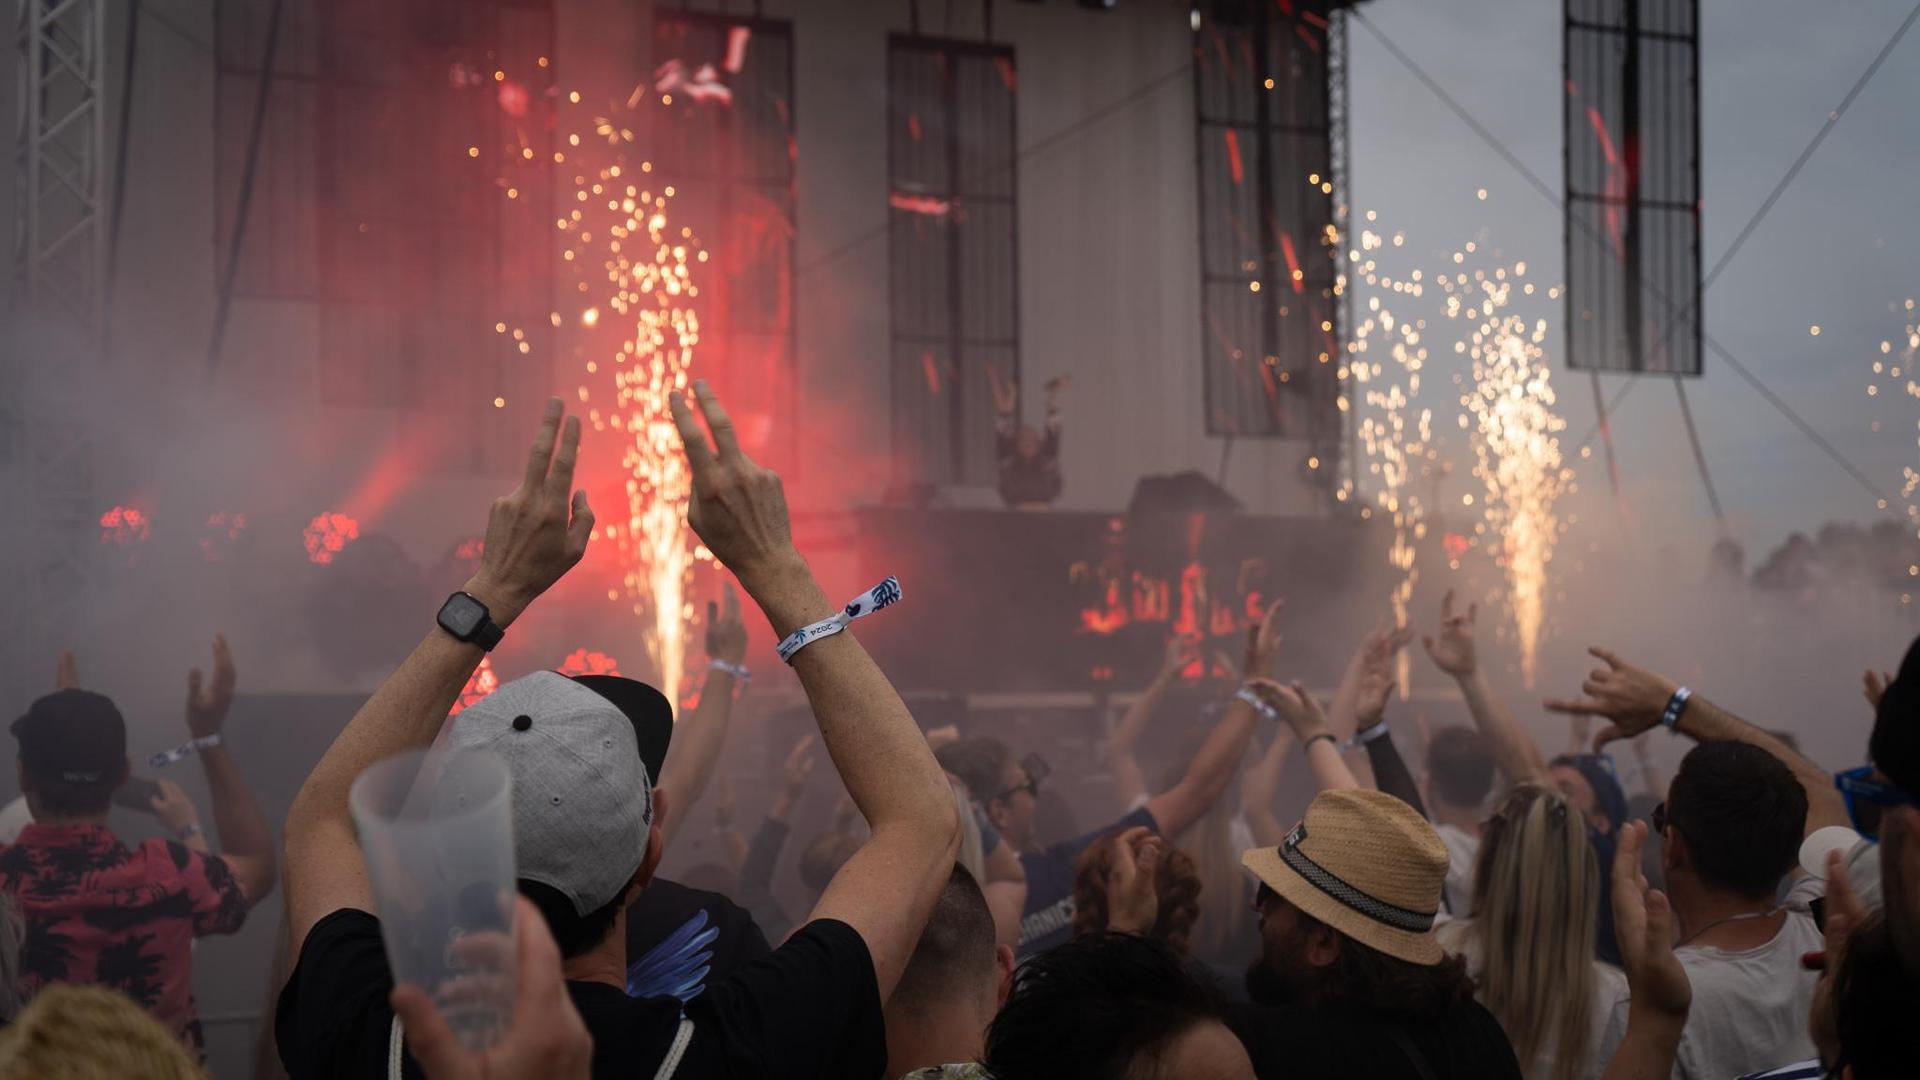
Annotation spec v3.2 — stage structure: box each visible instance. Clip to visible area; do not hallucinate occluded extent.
[213,0,557,470]
[1191,0,1357,488]
[1564,0,1702,375]
[4,0,106,704]
[645,9,799,474]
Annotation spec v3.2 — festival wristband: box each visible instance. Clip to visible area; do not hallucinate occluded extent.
[1660,686,1693,731]
[1343,719,1390,754]
[1302,733,1338,753]
[149,733,223,768]
[1235,687,1280,723]
[174,822,204,841]
[709,658,751,685]
[776,577,903,664]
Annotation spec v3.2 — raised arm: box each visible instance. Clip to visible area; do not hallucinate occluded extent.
[1544,645,1850,837]
[653,584,747,847]
[1241,728,1297,849]
[1142,600,1281,837]
[282,400,594,947]
[1346,624,1430,818]
[672,382,959,1000]
[1423,590,1550,785]
[1106,638,1192,807]
[185,635,278,903]
[1248,677,1359,794]
[1602,821,1690,1080]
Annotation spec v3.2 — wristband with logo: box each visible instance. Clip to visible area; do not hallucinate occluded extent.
[1660,686,1693,731]
[776,577,903,664]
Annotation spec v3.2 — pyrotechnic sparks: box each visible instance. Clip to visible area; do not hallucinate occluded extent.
[1862,297,1920,534]
[498,83,707,706]
[1450,264,1573,688]
[98,505,151,546]
[1344,229,1433,692]
[1341,216,1436,694]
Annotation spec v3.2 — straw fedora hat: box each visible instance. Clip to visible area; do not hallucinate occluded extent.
[1241,788,1448,966]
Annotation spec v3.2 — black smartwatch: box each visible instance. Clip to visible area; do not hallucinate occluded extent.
[437,592,504,652]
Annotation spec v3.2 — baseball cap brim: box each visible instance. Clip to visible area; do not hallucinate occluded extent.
[568,674,673,782]
[1241,846,1445,967]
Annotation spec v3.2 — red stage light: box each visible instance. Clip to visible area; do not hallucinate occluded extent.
[1443,532,1472,561]
[303,512,361,565]
[201,512,249,562]
[557,648,621,678]
[450,656,499,716]
[98,506,150,546]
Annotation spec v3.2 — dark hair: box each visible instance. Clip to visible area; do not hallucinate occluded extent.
[1870,634,1920,793]
[1295,909,1476,1016]
[517,879,627,960]
[982,932,1230,1080]
[1427,726,1497,807]
[1831,913,1920,1079]
[1070,836,1203,956]
[937,737,1015,804]
[892,864,999,1013]
[798,829,860,896]
[1668,742,1806,899]
[23,774,122,818]
[1548,753,1630,832]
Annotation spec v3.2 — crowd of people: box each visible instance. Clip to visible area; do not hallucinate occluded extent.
[0,384,1916,1079]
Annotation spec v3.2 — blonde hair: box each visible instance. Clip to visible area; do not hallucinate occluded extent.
[1155,736,1253,964]
[0,984,207,1079]
[1466,784,1600,1080]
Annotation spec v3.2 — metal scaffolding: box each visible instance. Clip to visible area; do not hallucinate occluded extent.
[1326,5,1356,498]
[6,0,104,704]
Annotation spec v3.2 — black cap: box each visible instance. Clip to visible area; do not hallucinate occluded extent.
[12,690,128,786]
[567,674,674,782]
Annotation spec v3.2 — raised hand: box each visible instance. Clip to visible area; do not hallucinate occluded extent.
[1421,589,1477,677]
[390,898,592,1080]
[1159,636,1198,681]
[670,382,797,589]
[783,733,818,797]
[1246,677,1332,742]
[1612,821,1690,1021]
[1242,597,1286,679]
[988,365,1018,415]
[468,399,595,622]
[1104,825,1163,936]
[1865,669,1896,711]
[705,581,748,666]
[55,650,79,690]
[186,634,238,738]
[1356,620,1414,724]
[150,779,201,836]
[1543,647,1681,750]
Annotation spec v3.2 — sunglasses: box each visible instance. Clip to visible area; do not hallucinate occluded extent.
[994,753,1052,803]
[1835,766,1917,841]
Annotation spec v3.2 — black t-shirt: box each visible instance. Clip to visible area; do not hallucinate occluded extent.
[276,908,885,1080]
[624,876,772,1001]
[1016,805,1157,956]
[1229,999,1523,1080]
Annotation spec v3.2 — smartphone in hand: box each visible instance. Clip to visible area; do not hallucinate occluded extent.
[111,776,164,815]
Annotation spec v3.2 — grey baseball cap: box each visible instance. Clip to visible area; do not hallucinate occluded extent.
[446,670,673,915]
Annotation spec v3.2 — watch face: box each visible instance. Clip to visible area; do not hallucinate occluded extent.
[439,593,487,637]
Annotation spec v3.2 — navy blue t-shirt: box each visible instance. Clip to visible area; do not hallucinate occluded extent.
[1015,805,1158,956]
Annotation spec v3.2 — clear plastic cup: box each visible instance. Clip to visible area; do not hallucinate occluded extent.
[349,747,517,1052]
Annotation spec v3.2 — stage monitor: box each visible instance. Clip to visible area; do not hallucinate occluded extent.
[1564,0,1702,376]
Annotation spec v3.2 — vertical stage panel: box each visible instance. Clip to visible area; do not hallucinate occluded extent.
[1565,0,1701,375]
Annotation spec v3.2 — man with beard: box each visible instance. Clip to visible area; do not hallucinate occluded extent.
[1231,788,1523,1079]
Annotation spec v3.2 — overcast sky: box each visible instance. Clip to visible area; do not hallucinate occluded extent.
[1345,0,1920,562]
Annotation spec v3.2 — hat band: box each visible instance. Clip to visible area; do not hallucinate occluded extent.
[1280,824,1437,934]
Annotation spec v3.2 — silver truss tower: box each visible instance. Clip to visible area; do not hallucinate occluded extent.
[5,0,104,704]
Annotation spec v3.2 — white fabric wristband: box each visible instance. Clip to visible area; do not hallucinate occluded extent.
[1235,687,1279,723]
[709,658,751,685]
[149,733,223,768]
[776,577,903,664]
